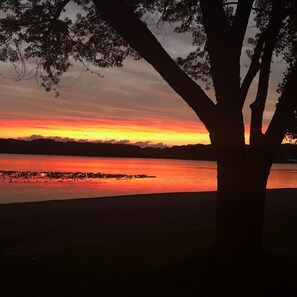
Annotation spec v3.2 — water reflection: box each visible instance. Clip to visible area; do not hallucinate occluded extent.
[0,154,296,203]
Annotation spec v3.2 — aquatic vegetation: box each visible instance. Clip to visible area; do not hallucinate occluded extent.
[0,170,155,183]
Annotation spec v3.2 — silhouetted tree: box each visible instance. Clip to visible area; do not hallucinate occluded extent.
[0,0,296,255]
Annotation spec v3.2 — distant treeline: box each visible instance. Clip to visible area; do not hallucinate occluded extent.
[0,138,296,163]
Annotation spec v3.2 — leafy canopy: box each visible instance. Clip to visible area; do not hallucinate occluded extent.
[0,0,140,94]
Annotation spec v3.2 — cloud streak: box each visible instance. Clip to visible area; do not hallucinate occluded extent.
[0,10,287,146]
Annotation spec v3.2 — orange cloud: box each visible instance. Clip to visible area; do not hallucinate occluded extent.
[0,117,210,145]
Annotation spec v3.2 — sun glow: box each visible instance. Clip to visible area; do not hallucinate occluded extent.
[0,118,210,145]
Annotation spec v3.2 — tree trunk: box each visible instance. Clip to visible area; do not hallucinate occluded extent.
[214,144,272,257]
[210,107,273,257]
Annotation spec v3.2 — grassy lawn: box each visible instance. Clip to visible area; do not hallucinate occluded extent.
[1,190,297,296]
[2,224,297,297]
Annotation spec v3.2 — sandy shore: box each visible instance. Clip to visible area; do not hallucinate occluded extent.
[0,188,296,254]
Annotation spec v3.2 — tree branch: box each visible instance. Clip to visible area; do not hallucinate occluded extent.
[199,0,230,34]
[199,0,241,103]
[43,0,70,46]
[249,54,272,145]
[240,35,264,105]
[232,0,254,57]
[249,0,285,145]
[93,0,216,131]
[240,1,292,106]
[222,2,268,13]
[265,62,297,147]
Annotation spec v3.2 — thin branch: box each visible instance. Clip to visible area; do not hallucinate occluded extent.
[222,2,268,13]
[240,26,271,106]
[232,0,254,57]
[66,33,104,78]
[43,0,70,46]
[240,35,265,105]
[240,2,293,106]
[265,62,297,147]
[223,2,239,5]
[93,0,216,131]
[249,0,287,145]
[157,0,171,24]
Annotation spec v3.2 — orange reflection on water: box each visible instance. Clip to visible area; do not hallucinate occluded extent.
[0,155,217,203]
[0,154,296,203]
[267,164,297,189]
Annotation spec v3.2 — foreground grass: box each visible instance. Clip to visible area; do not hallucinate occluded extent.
[1,226,210,296]
[2,224,297,297]
[1,190,297,296]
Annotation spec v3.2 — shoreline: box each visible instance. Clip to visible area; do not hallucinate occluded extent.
[0,189,296,252]
[1,187,296,206]
[0,150,296,164]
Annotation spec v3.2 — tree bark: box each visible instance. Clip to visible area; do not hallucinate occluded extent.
[213,142,272,257]
[210,107,272,257]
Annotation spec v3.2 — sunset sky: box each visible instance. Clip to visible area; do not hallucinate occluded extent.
[0,3,285,147]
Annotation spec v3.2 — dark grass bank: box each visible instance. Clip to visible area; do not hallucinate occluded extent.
[1,189,297,296]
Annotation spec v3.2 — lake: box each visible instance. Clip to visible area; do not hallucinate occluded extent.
[0,153,296,203]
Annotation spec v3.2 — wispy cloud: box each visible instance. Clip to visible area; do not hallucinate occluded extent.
[0,13,286,146]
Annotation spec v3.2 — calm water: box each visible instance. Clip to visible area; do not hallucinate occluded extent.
[0,153,296,203]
